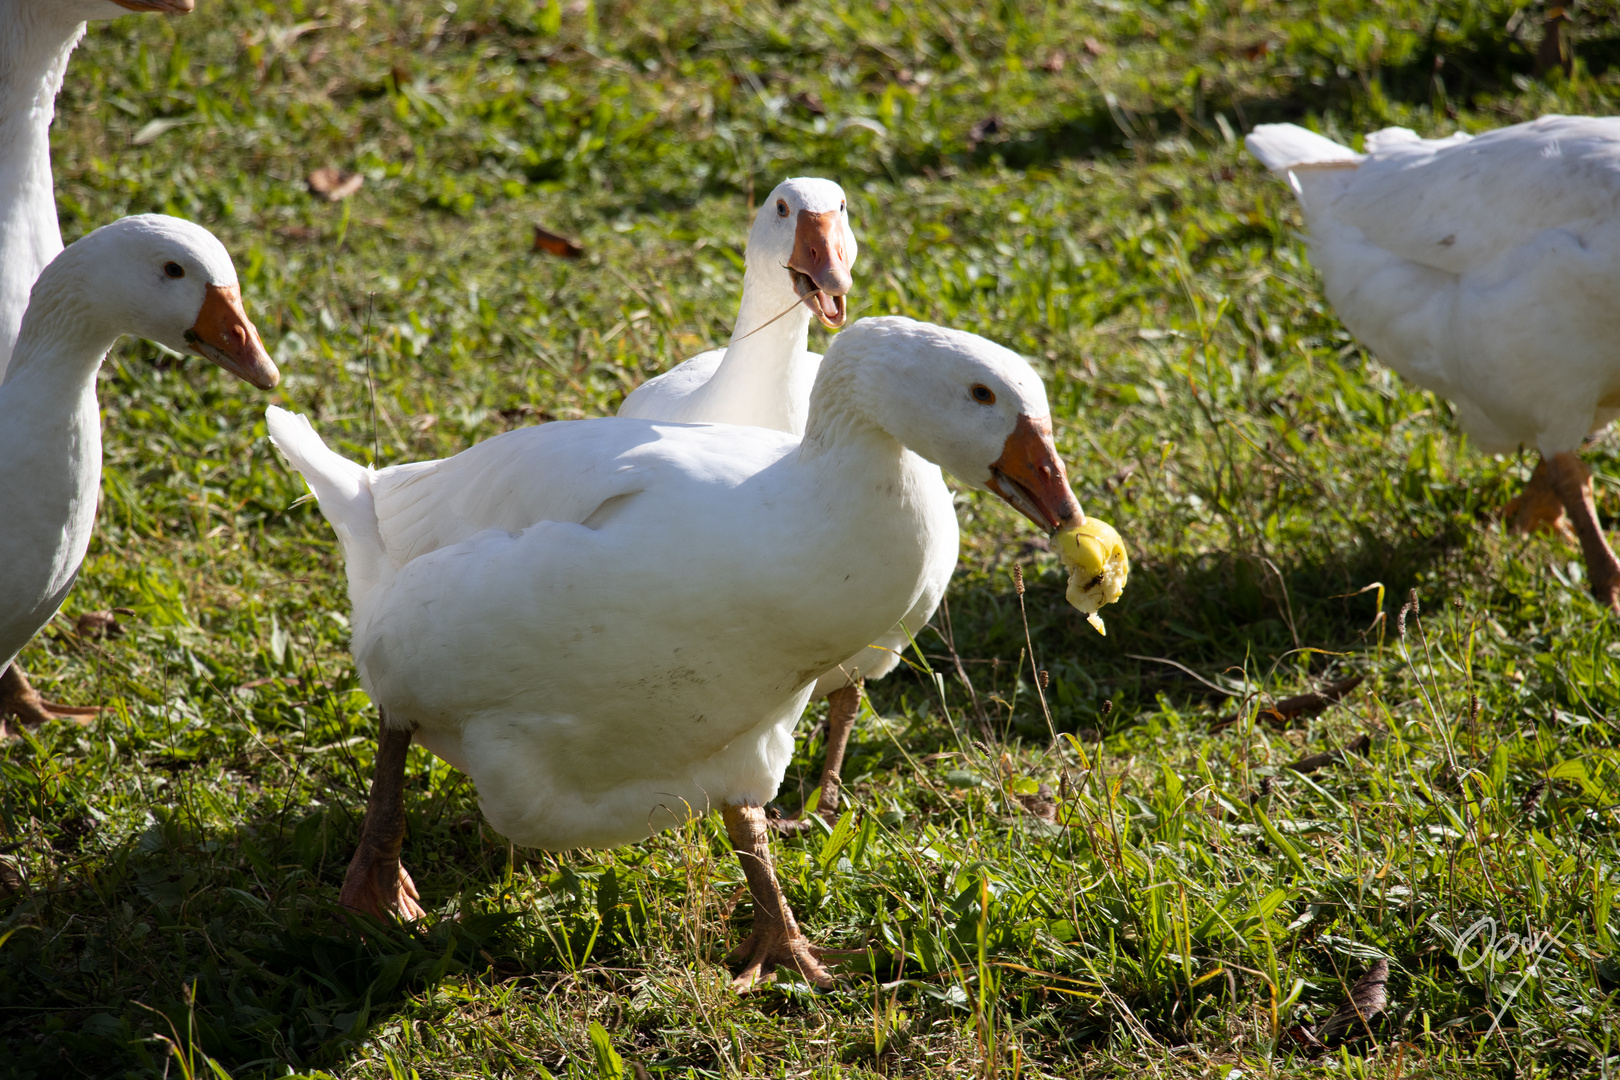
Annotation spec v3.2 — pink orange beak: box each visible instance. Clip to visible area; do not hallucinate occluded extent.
[986,414,1084,533]
[185,284,279,390]
[787,209,853,329]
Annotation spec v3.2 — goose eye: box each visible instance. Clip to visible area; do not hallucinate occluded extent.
[840,200,846,212]
[970,384,996,404]
[163,262,185,279]
[776,199,789,218]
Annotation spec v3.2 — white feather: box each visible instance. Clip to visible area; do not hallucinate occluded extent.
[272,317,1045,851]
[1250,115,1620,455]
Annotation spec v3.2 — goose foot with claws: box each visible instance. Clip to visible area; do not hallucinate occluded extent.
[0,664,98,737]
[723,802,834,991]
[340,715,427,922]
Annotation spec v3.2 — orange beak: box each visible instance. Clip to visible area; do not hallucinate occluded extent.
[184,283,279,390]
[986,414,1084,533]
[787,209,853,329]
[111,0,196,12]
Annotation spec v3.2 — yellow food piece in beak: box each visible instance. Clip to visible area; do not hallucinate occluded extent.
[1053,517,1130,635]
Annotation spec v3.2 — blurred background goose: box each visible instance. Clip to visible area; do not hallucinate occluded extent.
[269,316,1098,989]
[1248,115,1620,611]
[0,215,277,734]
[621,177,956,824]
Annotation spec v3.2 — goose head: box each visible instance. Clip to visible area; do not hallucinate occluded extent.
[746,177,856,330]
[35,214,277,389]
[824,317,1133,621]
[829,316,1082,530]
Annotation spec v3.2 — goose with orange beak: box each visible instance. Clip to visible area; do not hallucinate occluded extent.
[620,176,856,433]
[269,316,1122,989]
[624,178,947,829]
[0,215,277,732]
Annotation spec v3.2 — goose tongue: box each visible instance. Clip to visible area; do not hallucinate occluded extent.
[801,285,846,328]
[787,267,848,329]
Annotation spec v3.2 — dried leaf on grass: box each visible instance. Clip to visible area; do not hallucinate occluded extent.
[1015,782,1058,823]
[307,167,363,202]
[1212,675,1364,732]
[131,116,198,146]
[1318,957,1389,1046]
[1286,733,1372,774]
[74,608,134,641]
[532,224,585,259]
[0,857,24,901]
[1519,777,1550,815]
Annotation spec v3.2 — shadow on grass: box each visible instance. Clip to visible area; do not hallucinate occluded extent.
[926,22,1620,178]
[862,514,1469,741]
[0,785,646,1076]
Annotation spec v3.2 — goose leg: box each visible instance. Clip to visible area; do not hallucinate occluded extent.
[340,712,427,922]
[771,682,862,833]
[1504,456,1576,541]
[811,683,861,821]
[722,802,834,991]
[1544,451,1620,613]
[0,663,100,737]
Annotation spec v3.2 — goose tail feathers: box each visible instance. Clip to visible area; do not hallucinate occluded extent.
[266,405,388,596]
[1245,123,1362,174]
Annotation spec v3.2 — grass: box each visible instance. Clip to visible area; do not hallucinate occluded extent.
[4,0,1620,1075]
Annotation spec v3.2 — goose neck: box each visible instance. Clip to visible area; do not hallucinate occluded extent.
[0,8,84,123]
[799,348,891,462]
[725,261,812,352]
[2,267,118,398]
[0,9,85,376]
[685,263,816,433]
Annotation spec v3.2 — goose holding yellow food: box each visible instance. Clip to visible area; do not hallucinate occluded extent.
[269,316,1126,989]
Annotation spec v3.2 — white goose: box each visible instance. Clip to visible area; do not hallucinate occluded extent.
[620,177,854,432]
[0,215,277,734]
[622,178,958,823]
[268,316,1106,989]
[1,0,196,723]
[1248,116,1620,610]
